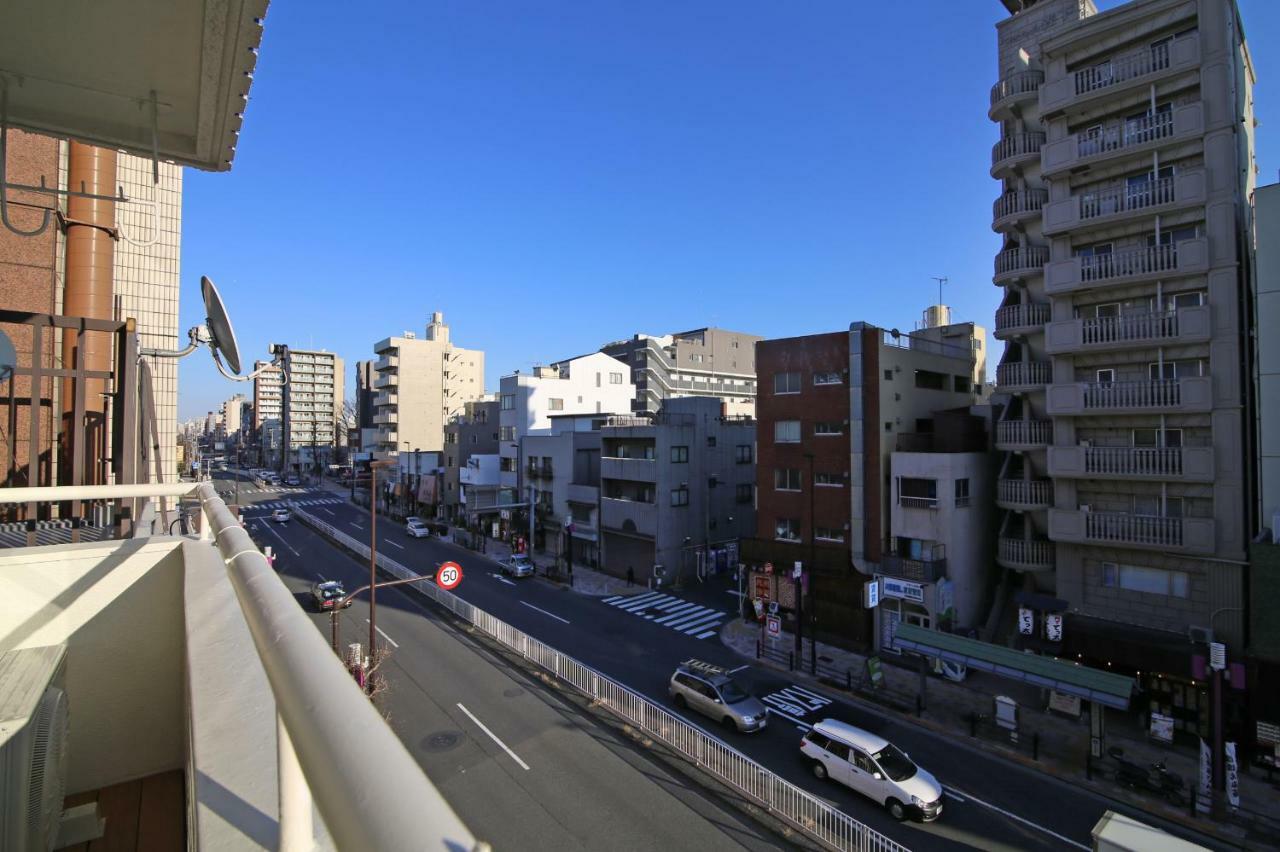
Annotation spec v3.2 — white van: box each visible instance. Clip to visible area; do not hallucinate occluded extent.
[799,719,943,821]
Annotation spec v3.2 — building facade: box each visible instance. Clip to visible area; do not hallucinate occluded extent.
[523,415,604,569]
[252,359,283,467]
[990,0,1257,738]
[600,327,762,417]
[442,398,500,524]
[282,348,344,472]
[372,312,484,456]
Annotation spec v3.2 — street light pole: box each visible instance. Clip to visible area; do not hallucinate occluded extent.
[368,459,395,690]
[331,572,436,655]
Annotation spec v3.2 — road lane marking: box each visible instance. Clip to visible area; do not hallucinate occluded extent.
[520,601,570,624]
[348,521,362,530]
[729,665,750,673]
[944,785,1088,851]
[764,706,810,728]
[489,573,517,587]
[457,703,530,771]
[364,619,400,648]
[260,522,300,556]
[321,508,336,517]
[944,791,966,803]
[384,540,404,550]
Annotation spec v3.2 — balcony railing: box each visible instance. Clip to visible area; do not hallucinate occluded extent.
[1075,42,1169,97]
[879,553,946,583]
[997,361,1052,389]
[991,132,1046,170]
[898,496,938,510]
[993,189,1048,224]
[990,69,1044,107]
[997,537,1055,570]
[994,246,1049,280]
[996,419,1053,447]
[1080,109,1173,158]
[1085,447,1182,477]
[995,303,1050,334]
[1083,379,1180,410]
[998,479,1052,508]
[1081,177,1175,220]
[1081,311,1179,346]
[1085,511,1182,547]
[1081,244,1177,282]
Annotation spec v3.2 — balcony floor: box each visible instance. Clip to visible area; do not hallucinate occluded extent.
[59,769,184,852]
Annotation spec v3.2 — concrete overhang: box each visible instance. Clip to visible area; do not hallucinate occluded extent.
[0,0,269,171]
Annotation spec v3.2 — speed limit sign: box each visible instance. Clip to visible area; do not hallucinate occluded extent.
[436,561,463,590]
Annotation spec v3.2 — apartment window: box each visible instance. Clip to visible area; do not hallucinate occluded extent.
[1096,369,1115,384]
[1133,428,1182,448]
[775,468,802,491]
[500,394,515,410]
[1150,226,1199,247]
[735,444,753,463]
[596,372,602,387]
[775,420,801,443]
[955,478,971,507]
[610,372,624,384]
[884,370,894,381]
[1102,562,1189,598]
[671,445,689,463]
[815,527,845,543]
[774,372,801,394]
[706,436,716,447]
[671,487,689,507]
[814,422,842,436]
[1134,495,1184,518]
[813,371,842,386]
[814,472,843,487]
[775,518,801,542]
[898,477,937,508]
[914,369,947,391]
[500,457,516,472]
[884,422,893,432]
[1149,360,1204,380]
[735,483,753,504]
[548,398,565,411]
[953,376,971,393]
[1159,291,1206,311]
[690,354,705,363]
[470,434,478,444]
[500,426,516,441]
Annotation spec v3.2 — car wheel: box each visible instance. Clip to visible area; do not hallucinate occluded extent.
[811,761,828,781]
[886,799,907,822]
[673,693,686,709]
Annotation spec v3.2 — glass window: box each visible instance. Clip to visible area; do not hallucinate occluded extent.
[775,468,802,491]
[914,370,946,390]
[670,487,689,507]
[610,372,624,384]
[824,740,850,761]
[954,375,971,393]
[774,372,801,394]
[884,370,894,381]
[775,518,800,541]
[500,426,515,441]
[735,483,753,504]
[548,398,565,411]
[775,421,801,443]
[955,478,971,506]
[852,749,876,774]
[707,436,716,447]
[735,444,753,463]
[1101,562,1190,598]
[815,526,844,542]
[814,472,842,487]
[871,745,918,782]
[671,445,689,463]
[500,394,515,411]
[814,422,842,436]
[813,371,842,386]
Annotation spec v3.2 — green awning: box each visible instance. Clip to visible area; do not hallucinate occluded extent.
[892,623,1135,710]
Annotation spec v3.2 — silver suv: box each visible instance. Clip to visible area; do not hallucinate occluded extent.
[668,660,767,733]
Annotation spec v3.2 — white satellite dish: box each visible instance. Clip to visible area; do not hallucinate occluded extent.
[141,274,280,382]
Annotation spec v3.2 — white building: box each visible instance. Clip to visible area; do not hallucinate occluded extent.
[282,348,344,472]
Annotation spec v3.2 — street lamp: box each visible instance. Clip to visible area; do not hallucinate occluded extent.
[331,571,436,656]
[368,458,397,691]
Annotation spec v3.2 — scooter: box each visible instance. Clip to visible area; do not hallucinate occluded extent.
[1107,746,1185,804]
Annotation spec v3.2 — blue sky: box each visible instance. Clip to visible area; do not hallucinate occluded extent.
[177,0,1279,419]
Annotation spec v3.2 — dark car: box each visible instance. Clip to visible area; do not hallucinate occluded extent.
[311,580,352,612]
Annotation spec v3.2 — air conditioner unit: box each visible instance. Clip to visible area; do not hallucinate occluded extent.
[1187,625,1214,645]
[0,645,70,852]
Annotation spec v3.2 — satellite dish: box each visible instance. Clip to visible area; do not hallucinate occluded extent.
[201,275,242,375]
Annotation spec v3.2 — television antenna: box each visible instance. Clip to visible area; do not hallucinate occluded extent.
[930,276,948,306]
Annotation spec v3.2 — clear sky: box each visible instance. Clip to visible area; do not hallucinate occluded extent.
[177,0,1279,420]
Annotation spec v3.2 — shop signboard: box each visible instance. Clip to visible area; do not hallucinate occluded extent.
[1149,712,1174,744]
[1018,606,1034,635]
[864,579,880,609]
[754,574,772,602]
[1225,742,1240,809]
[766,615,781,639]
[882,577,924,603]
[1044,613,1063,642]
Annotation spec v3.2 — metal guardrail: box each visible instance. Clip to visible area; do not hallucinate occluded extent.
[292,505,910,852]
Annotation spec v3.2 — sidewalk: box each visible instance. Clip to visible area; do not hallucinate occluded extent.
[720,619,1277,849]
[482,537,645,598]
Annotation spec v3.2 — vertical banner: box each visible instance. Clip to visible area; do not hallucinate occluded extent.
[1197,738,1212,813]
[1225,742,1240,810]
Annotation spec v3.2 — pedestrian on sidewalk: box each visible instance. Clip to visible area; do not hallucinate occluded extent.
[626,565,635,587]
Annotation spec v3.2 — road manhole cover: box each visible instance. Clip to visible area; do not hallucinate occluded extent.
[422,731,462,753]
[503,687,524,698]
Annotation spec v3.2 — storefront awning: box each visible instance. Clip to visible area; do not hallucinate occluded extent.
[892,623,1136,710]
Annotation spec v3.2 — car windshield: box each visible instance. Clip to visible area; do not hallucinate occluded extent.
[718,679,750,704]
[871,744,917,782]
[319,585,343,599]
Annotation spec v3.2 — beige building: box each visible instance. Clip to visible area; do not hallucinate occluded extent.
[372,312,484,455]
[282,348,344,471]
[990,0,1256,722]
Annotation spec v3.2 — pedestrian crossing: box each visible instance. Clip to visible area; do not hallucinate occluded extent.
[244,497,344,511]
[599,591,729,640]
[0,521,107,549]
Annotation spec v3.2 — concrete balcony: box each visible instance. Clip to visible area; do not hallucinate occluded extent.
[993,189,1048,232]
[989,69,1044,120]
[993,246,1049,285]
[1048,445,1215,482]
[1049,508,1215,555]
[374,355,399,372]
[377,427,399,444]
[372,374,395,390]
[878,554,946,583]
[1040,34,1200,115]
[567,483,598,506]
[995,419,1053,451]
[601,456,657,483]
[373,411,398,425]
[997,478,1053,511]
[373,391,398,407]
[991,132,1046,178]
[1046,376,1212,416]
[997,537,1055,572]
[1045,305,1210,355]
[1045,237,1209,296]
[600,496,656,538]
[1042,101,1203,178]
[1042,171,1206,237]
[994,303,1050,340]
[996,361,1052,393]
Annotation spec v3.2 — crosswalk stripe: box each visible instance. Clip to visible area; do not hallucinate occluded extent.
[680,615,724,634]
[601,595,620,604]
[695,629,719,639]
[652,598,689,612]
[613,592,665,611]
[666,607,720,630]
[652,602,703,623]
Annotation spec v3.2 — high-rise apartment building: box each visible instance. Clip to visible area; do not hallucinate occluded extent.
[252,359,283,466]
[220,393,247,438]
[600,327,762,417]
[282,348,344,472]
[990,0,1257,738]
[372,312,484,456]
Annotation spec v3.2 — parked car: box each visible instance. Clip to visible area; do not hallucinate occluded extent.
[501,553,535,578]
[272,508,291,523]
[405,518,431,538]
[311,580,351,612]
[284,475,300,487]
[668,659,767,733]
[800,719,943,821]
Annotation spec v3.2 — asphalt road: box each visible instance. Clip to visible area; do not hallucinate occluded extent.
[226,477,785,851]
[219,474,1230,851]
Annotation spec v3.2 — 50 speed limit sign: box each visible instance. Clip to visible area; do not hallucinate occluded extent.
[436,561,463,591]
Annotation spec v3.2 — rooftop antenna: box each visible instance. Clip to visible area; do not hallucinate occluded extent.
[931,276,948,307]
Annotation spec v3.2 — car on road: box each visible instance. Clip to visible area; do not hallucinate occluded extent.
[272,508,292,523]
[311,580,352,612]
[405,518,431,538]
[800,719,942,822]
[668,660,767,733]
[501,553,535,578]
[284,475,300,487]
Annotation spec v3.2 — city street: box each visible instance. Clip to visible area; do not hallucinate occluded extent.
[221,473,1231,851]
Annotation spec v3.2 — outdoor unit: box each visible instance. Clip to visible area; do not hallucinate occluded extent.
[0,645,70,852]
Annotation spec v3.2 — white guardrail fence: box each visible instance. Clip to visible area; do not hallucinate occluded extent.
[290,503,909,852]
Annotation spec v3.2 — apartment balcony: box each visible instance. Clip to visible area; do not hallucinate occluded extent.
[879,553,946,583]
[997,478,1053,511]
[898,496,938,510]
[375,355,399,372]
[994,303,1050,340]
[1042,171,1206,237]
[1045,305,1211,355]
[1045,237,1209,296]
[991,132,1046,179]
[995,419,1053,451]
[377,427,399,444]
[1046,376,1213,416]
[992,189,1048,232]
[1048,445,1215,482]
[1049,508,1215,555]
[373,411,398,426]
[996,361,1052,393]
[373,391,398,407]
[567,483,599,506]
[989,69,1044,120]
[1039,34,1201,115]
[601,455,657,483]
[600,496,656,538]
[1042,101,1204,178]
[373,374,395,389]
[996,537,1055,572]
[993,246,1049,285]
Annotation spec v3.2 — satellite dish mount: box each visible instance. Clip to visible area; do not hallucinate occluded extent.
[141,275,281,382]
